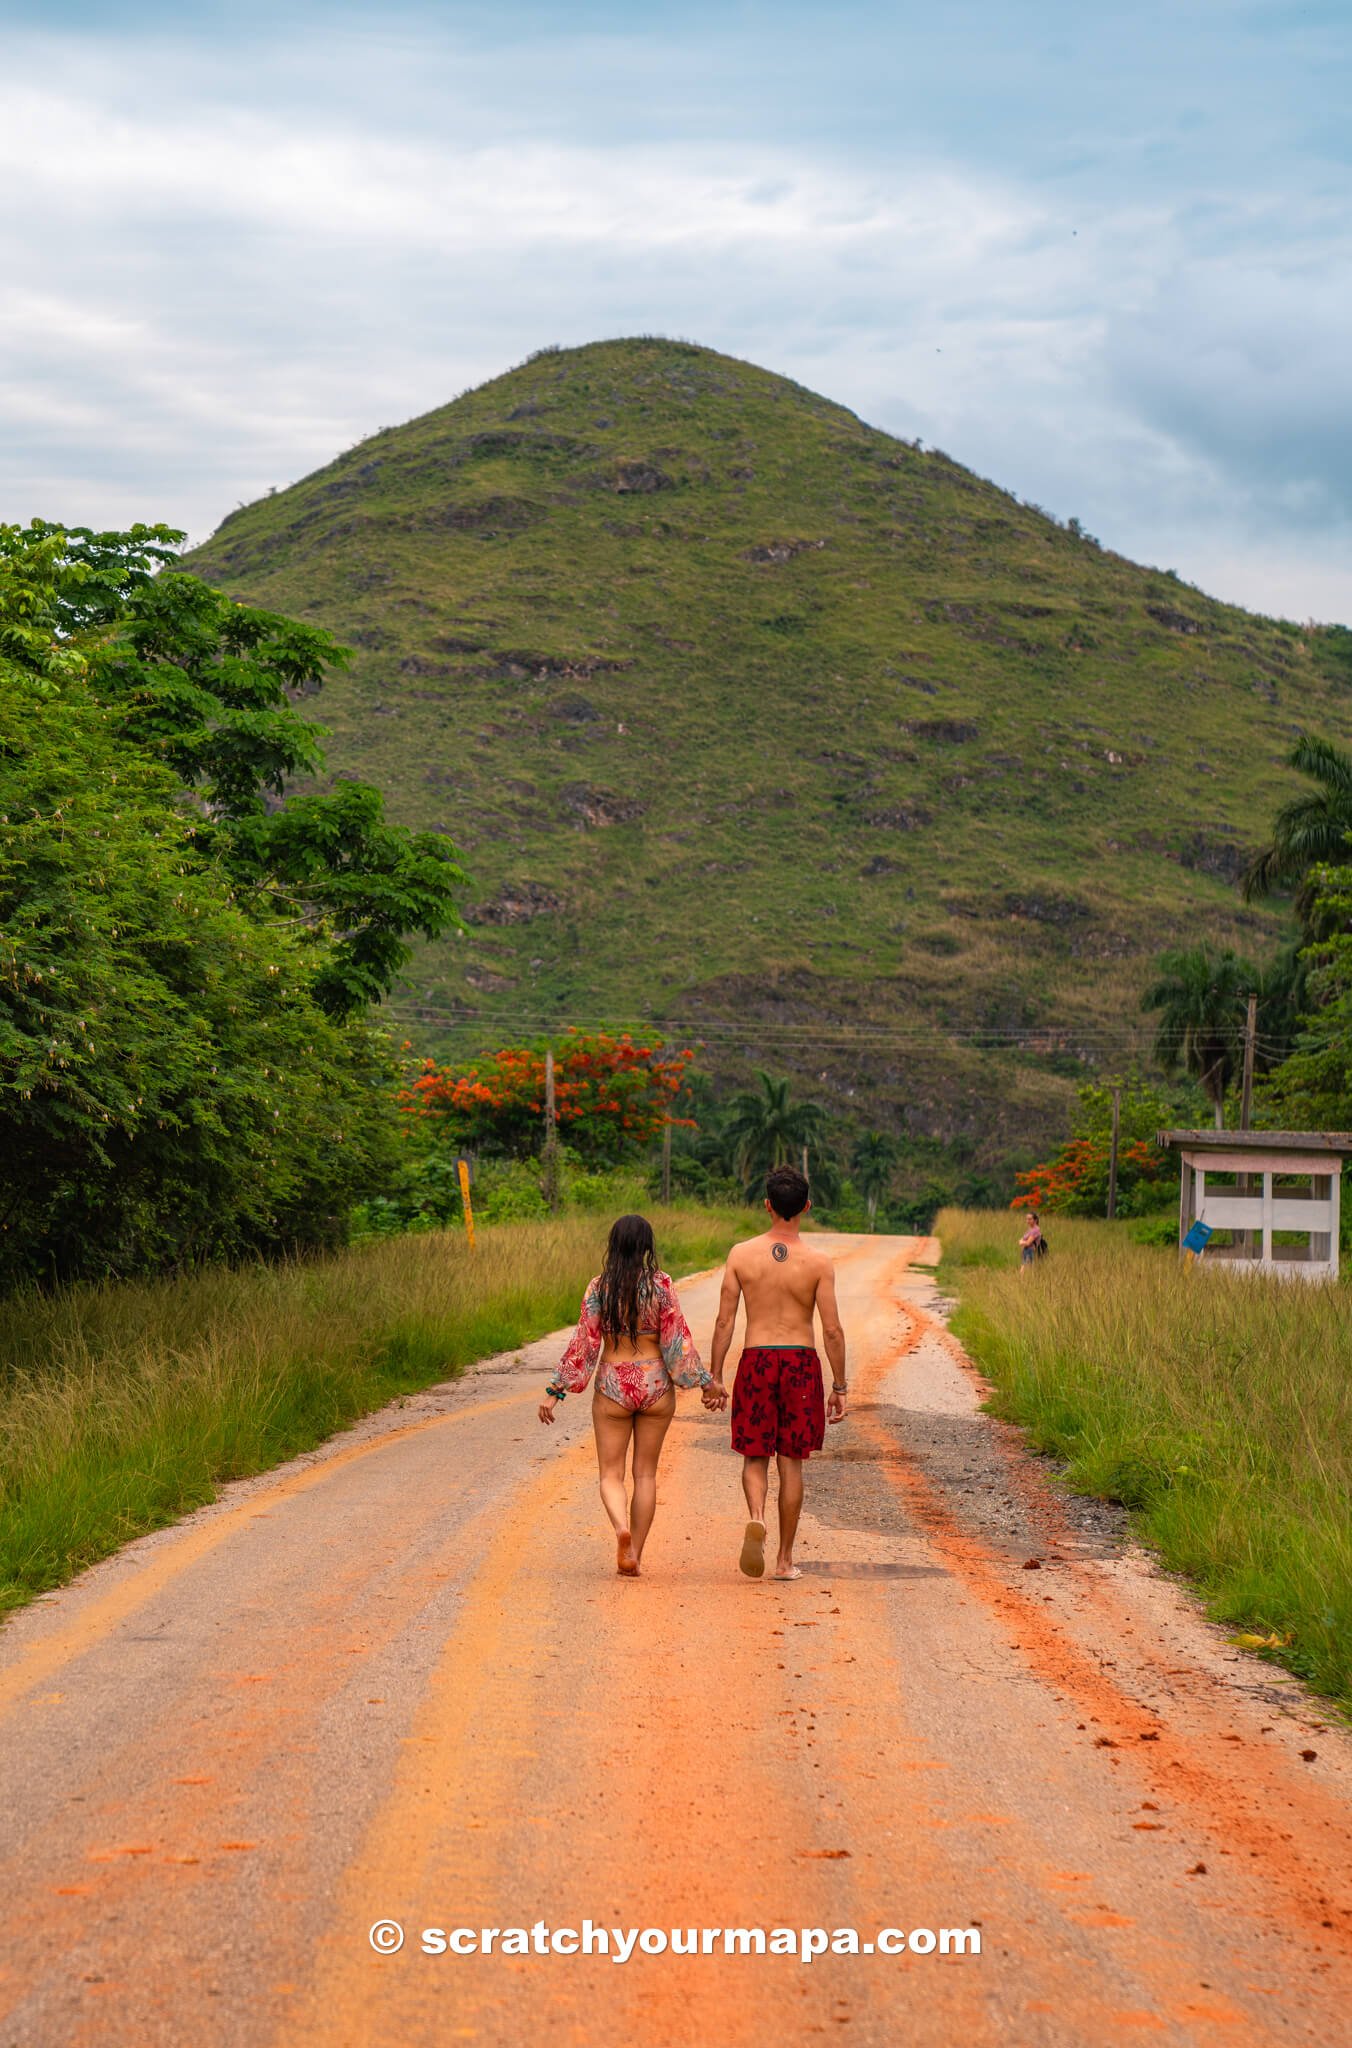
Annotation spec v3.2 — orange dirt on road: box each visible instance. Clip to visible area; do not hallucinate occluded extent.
[2,1234,1350,2046]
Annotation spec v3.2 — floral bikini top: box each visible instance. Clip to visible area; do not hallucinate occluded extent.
[556,1271,709,1397]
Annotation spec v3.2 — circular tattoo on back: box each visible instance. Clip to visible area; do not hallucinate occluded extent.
[772,1242,789,1262]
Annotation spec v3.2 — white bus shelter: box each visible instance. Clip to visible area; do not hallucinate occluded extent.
[1158,1129,1351,1281]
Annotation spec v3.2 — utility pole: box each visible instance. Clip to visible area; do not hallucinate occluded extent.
[542,1046,560,1213]
[661,1116,672,1204]
[1106,1085,1122,1222]
[1240,993,1258,1130]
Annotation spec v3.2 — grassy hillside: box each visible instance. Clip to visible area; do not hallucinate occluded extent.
[185,337,1352,1177]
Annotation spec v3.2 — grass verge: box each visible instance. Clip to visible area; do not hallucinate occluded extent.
[935,1207,1352,1709]
[0,1206,746,1620]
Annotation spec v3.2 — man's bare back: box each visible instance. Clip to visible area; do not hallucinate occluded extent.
[707,1222,847,1405]
[730,1232,839,1349]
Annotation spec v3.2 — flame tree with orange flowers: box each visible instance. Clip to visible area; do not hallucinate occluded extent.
[403,1031,697,1168]
[1010,1081,1181,1218]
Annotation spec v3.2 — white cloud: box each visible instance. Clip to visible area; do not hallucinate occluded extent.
[2,21,1350,622]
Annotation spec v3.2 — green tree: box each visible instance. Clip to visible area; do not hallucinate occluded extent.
[720,1071,826,1192]
[12,521,464,1016]
[0,521,464,1283]
[1012,1080,1180,1216]
[1258,861,1352,1133]
[852,1131,899,1229]
[1252,940,1309,1059]
[1141,946,1256,1128]
[1242,734,1352,924]
[659,1071,744,1203]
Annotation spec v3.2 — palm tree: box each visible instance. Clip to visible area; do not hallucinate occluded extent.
[852,1131,899,1230]
[1141,945,1256,1127]
[720,1071,826,1191]
[1254,940,1309,1062]
[1242,734,1352,922]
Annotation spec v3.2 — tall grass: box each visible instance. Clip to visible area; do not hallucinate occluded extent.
[0,1207,745,1618]
[935,1208,1352,1706]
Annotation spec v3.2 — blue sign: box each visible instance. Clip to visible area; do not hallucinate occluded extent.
[1181,1220,1213,1254]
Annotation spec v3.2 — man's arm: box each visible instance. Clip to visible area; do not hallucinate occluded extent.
[707,1257,744,1388]
[816,1262,848,1423]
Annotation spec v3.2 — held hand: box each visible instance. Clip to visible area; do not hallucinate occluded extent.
[702,1380,729,1411]
[538,1397,559,1425]
[827,1388,848,1425]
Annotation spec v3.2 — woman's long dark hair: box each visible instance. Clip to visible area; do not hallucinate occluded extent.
[595,1213,659,1341]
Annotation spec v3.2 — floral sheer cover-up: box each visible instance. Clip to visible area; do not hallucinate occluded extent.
[556,1271,709,1412]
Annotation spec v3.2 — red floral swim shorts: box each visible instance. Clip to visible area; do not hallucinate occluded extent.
[731,1346,826,1459]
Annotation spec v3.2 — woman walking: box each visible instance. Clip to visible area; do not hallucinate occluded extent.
[539,1214,721,1576]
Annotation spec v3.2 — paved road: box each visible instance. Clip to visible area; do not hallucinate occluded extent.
[2,1235,1350,2045]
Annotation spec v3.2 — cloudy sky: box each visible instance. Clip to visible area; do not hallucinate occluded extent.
[4,1,1350,620]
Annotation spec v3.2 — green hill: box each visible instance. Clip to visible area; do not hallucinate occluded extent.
[184,337,1352,1180]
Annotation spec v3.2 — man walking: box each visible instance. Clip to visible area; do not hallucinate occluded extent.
[703,1165,847,1580]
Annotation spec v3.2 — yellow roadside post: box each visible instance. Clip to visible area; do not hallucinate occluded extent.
[457,1156,476,1251]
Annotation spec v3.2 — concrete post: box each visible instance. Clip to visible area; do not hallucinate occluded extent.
[1331,1171,1342,1281]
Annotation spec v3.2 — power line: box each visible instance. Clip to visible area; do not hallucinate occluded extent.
[392,1007,1160,1058]
[398,1006,1152,1039]
[390,1002,1297,1052]
[391,1001,1299,1064]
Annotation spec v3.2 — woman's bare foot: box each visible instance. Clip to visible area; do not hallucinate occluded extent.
[773,1563,802,1580]
[616,1530,639,1576]
[738,1521,766,1579]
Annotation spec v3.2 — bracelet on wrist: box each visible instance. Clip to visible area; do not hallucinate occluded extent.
[545,1384,566,1401]
[832,1382,848,1394]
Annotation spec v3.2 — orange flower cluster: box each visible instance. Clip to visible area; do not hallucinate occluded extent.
[401,1030,696,1161]
[1012,1136,1163,1214]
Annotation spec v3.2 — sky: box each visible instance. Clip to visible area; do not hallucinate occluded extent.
[3,1,1350,621]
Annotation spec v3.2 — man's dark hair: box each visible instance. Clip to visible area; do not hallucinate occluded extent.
[765,1165,810,1220]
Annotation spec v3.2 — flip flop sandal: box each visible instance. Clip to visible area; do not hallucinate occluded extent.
[739,1520,767,1579]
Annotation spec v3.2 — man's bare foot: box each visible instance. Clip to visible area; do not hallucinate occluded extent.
[616,1531,639,1576]
[773,1563,802,1580]
[739,1520,766,1579]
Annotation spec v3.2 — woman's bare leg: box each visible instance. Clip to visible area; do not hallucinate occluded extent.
[592,1394,635,1540]
[629,1393,675,1562]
